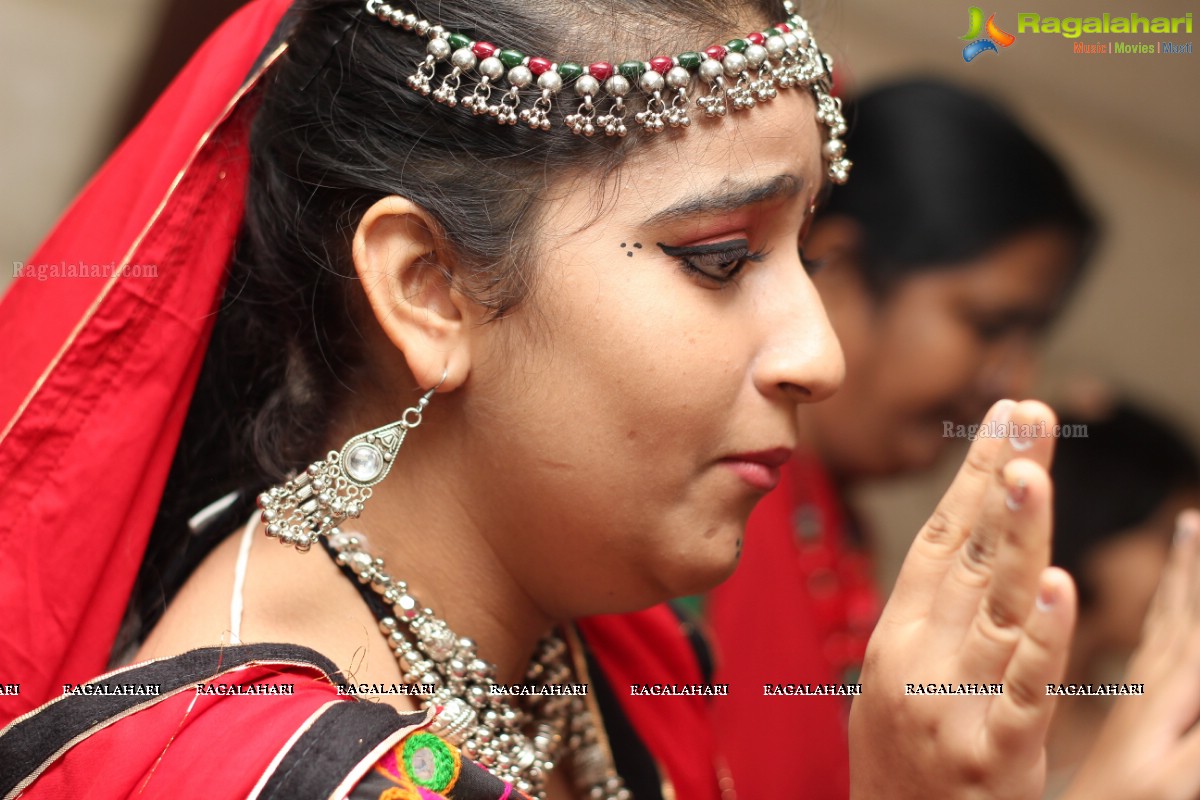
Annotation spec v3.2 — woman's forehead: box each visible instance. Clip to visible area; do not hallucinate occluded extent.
[560,92,825,228]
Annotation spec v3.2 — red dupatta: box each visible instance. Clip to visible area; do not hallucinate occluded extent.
[0,0,295,723]
[0,3,719,796]
[707,455,880,800]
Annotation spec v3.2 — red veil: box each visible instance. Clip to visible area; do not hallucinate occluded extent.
[0,2,718,796]
[0,0,293,718]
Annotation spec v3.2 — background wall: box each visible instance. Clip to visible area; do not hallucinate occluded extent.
[2,0,166,271]
[2,1,1197,586]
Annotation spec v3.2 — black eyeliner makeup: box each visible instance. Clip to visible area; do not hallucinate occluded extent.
[656,238,750,257]
[658,238,768,286]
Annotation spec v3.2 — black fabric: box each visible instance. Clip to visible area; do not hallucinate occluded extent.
[580,634,666,800]
[444,757,521,797]
[0,643,344,796]
[259,701,428,800]
[321,537,395,622]
[668,599,716,686]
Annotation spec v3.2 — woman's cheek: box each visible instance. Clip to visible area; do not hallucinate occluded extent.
[877,304,976,419]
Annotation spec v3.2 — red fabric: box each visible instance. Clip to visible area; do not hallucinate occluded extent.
[0,0,294,724]
[579,608,721,800]
[26,662,339,798]
[707,455,881,800]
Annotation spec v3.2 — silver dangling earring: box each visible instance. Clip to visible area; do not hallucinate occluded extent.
[256,370,448,552]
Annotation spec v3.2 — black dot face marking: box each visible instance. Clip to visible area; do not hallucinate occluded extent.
[621,242,643,257]
[633,243,643,249]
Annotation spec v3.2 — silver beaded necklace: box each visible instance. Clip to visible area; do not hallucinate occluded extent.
[327,532,631,800]
[256,377,630,797]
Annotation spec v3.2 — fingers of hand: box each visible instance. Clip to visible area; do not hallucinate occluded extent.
[1155,717,1200,800]
[919,399,1017,558]
[955,458,1054,673]
[1002,399,1058,472]
[1136,510,1200,710]
[1181,510,1200,619]
[887,399,1014,622]
[1143,510,1200,647]
[931,443,1056,642]
[931,400,1057,625]
[987,567,1076,761]
[887,399,1058,639]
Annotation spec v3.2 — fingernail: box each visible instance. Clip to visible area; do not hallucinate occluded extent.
[1175,513,1198,546]
[992,399,1015,425]
[1005,478,1028,511]
[1009,425,1033,452]
[1036,583,1055,612]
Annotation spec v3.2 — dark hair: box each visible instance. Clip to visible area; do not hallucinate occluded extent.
[1051,402,1200,608]
[816,78,1097,295]
[123,0,789,647]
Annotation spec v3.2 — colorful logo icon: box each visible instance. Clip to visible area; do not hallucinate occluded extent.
[961,7,1016,61]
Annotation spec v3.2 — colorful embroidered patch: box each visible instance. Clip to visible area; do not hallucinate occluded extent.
[375,748,416,790]
[367,730,532,799]
[401,731,462,792]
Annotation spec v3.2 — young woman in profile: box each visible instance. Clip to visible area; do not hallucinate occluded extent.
[0,2,1191,799]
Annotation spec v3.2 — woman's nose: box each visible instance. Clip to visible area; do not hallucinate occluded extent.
[753,272,845,406]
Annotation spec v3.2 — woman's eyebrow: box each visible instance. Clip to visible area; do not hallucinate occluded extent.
[644,173,804,226]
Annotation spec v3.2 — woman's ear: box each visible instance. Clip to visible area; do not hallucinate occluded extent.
[352,195,475,392]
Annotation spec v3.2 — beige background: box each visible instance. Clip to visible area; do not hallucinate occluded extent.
[2,0,166,273]
[3,1,1198,585]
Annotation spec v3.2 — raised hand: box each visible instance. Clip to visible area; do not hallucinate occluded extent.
[1061,510,1200,800]
[850,399,1076,799]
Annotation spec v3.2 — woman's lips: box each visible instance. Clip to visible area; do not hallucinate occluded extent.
[719,448,793,492]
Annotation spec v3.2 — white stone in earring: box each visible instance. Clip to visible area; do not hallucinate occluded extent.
[346,442,386,482]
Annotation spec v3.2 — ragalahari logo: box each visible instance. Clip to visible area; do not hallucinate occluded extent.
[961,7,1017,61]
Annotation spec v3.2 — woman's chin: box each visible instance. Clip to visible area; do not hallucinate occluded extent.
[657,549,742,600]
[574,553,737,617]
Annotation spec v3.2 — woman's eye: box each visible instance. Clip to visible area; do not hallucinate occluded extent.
[657,239,767,286]
[799,247,830,276]
[797,210,827,275]
[975,322,1009,342]
[966,313,1041,344]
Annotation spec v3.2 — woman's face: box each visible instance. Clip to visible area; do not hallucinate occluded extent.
[1081,488,1200,654]
[803,224,1080,479]
[459,91,843,615]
